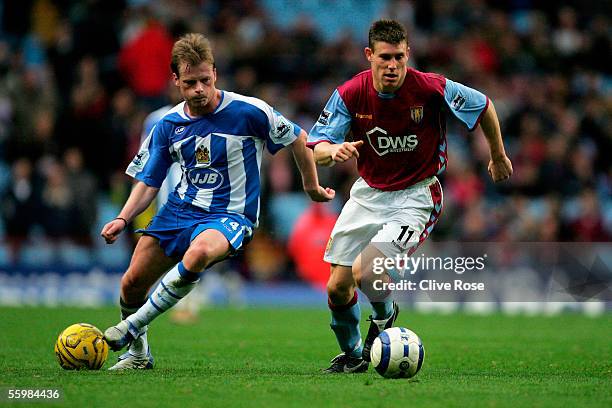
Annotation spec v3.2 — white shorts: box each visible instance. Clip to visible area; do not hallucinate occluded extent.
[324,176,443,266]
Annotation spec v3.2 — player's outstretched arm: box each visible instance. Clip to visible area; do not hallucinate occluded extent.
[290,130,335,202]
[100,181,160,244]
[479,100,513,182]
[313,140,364,166]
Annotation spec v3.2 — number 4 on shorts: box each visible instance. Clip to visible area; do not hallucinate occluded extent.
[220,218,240,231]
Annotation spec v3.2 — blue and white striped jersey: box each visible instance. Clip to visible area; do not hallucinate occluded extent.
[127,91,301,225]
[141,104,182,209]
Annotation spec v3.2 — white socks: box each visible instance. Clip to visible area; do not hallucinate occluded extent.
[126,262,201,335]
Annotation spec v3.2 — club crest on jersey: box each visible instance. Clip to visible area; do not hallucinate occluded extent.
[410,106,424,124]
[196,145,210,164]
[188,167,224,189]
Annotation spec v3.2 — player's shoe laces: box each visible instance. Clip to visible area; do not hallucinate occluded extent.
[108,348,154,370]
[323,353,369,374]
[362,302,400,362]
[103,320,138,351]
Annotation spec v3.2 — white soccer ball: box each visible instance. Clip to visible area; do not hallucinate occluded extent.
[370,327,424,379]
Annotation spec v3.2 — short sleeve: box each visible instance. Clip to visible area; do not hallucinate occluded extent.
[443,79,489,131]
[126,121,173,188]
[307,89,352,147]
[264,109,300,155]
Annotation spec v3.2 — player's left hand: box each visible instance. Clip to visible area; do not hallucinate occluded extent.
[488,156,513,182]
[305,186,336,202]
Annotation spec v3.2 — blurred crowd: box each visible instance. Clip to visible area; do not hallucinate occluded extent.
[0,0,609,281]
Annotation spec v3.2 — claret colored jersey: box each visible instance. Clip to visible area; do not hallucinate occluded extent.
[127,91,301,226]
[308,68,489,191]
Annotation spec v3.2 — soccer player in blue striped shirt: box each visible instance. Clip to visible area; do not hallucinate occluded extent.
[101,33,334,370]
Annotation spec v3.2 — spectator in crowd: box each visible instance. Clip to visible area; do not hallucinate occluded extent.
[63,147,98,246]
[1,158,40,261]
[39,160,76,240]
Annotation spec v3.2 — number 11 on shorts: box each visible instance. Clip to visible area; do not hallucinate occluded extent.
[397,225,414,246]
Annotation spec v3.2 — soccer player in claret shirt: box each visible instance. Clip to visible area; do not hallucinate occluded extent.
[100,33,334,370]
[308,20,513,373]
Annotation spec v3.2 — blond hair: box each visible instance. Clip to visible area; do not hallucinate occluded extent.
[170,33,214,77]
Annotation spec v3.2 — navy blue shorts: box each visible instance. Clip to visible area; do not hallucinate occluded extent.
[138,197,254,259]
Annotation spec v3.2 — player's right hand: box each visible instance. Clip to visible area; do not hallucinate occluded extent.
[100,219,127,244]
[330,141,364,163]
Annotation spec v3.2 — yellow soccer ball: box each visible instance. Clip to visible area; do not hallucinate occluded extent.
[54,323,108,370]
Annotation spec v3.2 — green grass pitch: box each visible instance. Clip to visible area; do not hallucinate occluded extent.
[0,306,610,408]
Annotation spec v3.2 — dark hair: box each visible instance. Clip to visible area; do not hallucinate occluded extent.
[170,33,214,77]
[368,19,408,50]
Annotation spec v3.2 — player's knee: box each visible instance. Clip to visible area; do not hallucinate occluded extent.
[326,279,354,305]
[183,241,217,272]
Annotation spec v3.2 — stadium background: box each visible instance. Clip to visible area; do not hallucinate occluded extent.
[0,0,610,307]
